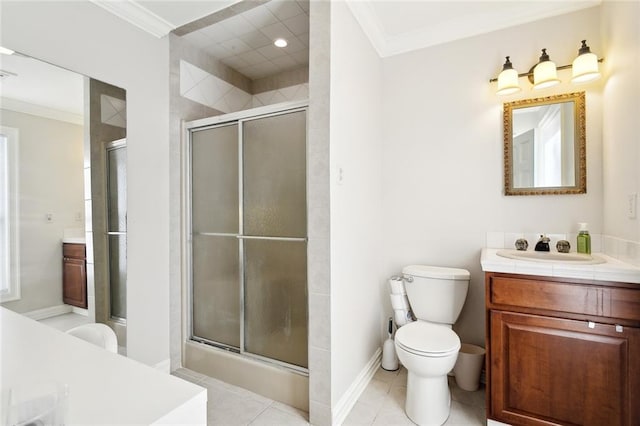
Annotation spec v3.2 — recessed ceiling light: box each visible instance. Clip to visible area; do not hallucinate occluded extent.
[274,38,288,48]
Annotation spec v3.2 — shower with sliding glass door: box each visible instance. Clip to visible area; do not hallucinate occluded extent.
[186,104,308,375]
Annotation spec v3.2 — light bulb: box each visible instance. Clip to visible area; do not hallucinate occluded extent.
[533,49,560,90]
[572,40,600,83]
[496,56,521,95]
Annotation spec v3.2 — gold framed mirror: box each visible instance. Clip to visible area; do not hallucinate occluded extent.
[504,92,586,195]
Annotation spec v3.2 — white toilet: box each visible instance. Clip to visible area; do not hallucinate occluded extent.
[394,265,470,426]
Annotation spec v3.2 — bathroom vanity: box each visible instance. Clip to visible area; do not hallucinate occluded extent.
[62,242,87,308]
[481,249,640,426]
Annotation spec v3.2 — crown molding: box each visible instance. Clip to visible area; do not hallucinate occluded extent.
[1,97,83,125]
[90,0,175,38]
[345,1,388,57]
[347,0,601,58]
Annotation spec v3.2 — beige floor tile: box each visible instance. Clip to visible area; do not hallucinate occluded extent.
[358,378,392,406]
[377,386,406,416]
[373,367,401,383]
[270,401,309,420]
[343,401,379,425]
[444,400,485,425]
[39,313,89,332]
[208,391,270,426]
[372,411,415,426]
[346,367,486,426]
[249,406,309,426]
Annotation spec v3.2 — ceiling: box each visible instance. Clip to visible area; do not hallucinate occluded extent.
[179,1,309,80]
[0,0,602,118]
[93,0,310,80]
[0,53,84,124]
[94,0,601,58]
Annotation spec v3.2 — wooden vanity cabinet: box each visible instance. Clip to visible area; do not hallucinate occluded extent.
[485,272,640,426]
[63,243,87,308]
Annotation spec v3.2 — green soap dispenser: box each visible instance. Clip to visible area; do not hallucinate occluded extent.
[577,223,591,254]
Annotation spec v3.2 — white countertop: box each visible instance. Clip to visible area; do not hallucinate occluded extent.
[62,238,85,244]
[0,307,206,424]
[481,248,640,284]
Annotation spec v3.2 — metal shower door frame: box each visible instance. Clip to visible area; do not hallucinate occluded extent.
[185,101,309,374]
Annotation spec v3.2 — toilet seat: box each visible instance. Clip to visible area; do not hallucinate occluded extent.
[395,321,460,357]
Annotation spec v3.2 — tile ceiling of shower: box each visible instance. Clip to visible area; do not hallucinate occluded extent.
[181,0,309,80]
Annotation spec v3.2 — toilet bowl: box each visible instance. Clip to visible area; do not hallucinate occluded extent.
[395,321,460,425]
[394,265,470,426]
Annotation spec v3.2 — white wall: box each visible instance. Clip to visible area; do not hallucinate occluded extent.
[381,7,603,346]
[329,1,384,408]
[601,0,640,243]
[1,1,171,367]
[0,110,84,313]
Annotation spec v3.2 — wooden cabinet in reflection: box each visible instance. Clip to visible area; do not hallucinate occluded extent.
[485,273,640,426]
[63,243,87,309]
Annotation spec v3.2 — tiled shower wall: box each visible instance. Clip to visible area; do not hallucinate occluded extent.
[169,33,311,372]
[180,60,309,113]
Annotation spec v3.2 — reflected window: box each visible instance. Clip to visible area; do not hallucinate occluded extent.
[0,127,20,302]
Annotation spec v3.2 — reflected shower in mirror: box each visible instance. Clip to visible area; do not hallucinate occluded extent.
[0,49,127,340]
[503,92,586,195]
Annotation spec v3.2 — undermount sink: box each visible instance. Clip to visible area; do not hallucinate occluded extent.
[496,249,606,265]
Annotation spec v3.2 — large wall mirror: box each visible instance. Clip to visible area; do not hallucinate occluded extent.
[503,92,586,196]
[0,49,127,348]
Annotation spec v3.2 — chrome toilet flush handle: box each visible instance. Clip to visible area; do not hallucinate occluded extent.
[403,275,414,283]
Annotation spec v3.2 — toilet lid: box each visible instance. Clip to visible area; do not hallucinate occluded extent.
[402,265,470,280]
[395,321,460,355]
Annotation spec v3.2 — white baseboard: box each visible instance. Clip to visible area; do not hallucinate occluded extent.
[333,347,382,425]
[155,359,171,374]
[71,307,89,316]
[23,305,72,321]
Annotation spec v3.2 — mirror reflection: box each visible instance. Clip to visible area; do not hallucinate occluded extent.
[504,92,586,195]
[0,50,127,351]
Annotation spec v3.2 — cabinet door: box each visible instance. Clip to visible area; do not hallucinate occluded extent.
[63,258,87,308]
[489,310,640,426]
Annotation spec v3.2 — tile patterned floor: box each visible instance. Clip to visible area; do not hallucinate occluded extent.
[344,367,485,425]
[174,366,485,425]
[38,312,89,331]
[173,368,310,426]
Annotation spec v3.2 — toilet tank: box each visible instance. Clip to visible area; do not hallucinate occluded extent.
[402,265,470,325]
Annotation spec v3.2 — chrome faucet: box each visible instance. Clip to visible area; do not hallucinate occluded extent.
[535,235,551,252]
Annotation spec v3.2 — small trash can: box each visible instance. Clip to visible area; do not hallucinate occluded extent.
[453,343,486,391]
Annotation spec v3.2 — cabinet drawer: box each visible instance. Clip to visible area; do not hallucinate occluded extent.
[63,243,85,259]
[489,276,600,316]
[609,288,640,321]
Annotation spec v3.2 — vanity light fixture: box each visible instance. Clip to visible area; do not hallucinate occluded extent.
[532,49,560,89]
[490,40,602,95]
[496,56,521,95]
[572,40,601,83]
[274,38,288,48]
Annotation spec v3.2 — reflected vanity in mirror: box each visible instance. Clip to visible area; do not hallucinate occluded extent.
[503,92,586,195]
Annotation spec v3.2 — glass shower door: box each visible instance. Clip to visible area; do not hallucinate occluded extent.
[106,140,127,320]
[242,111,308,368]
[190,108,308,370]
[191,124,240,348]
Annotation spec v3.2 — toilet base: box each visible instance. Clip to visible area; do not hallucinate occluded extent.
[405,372,451,426]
